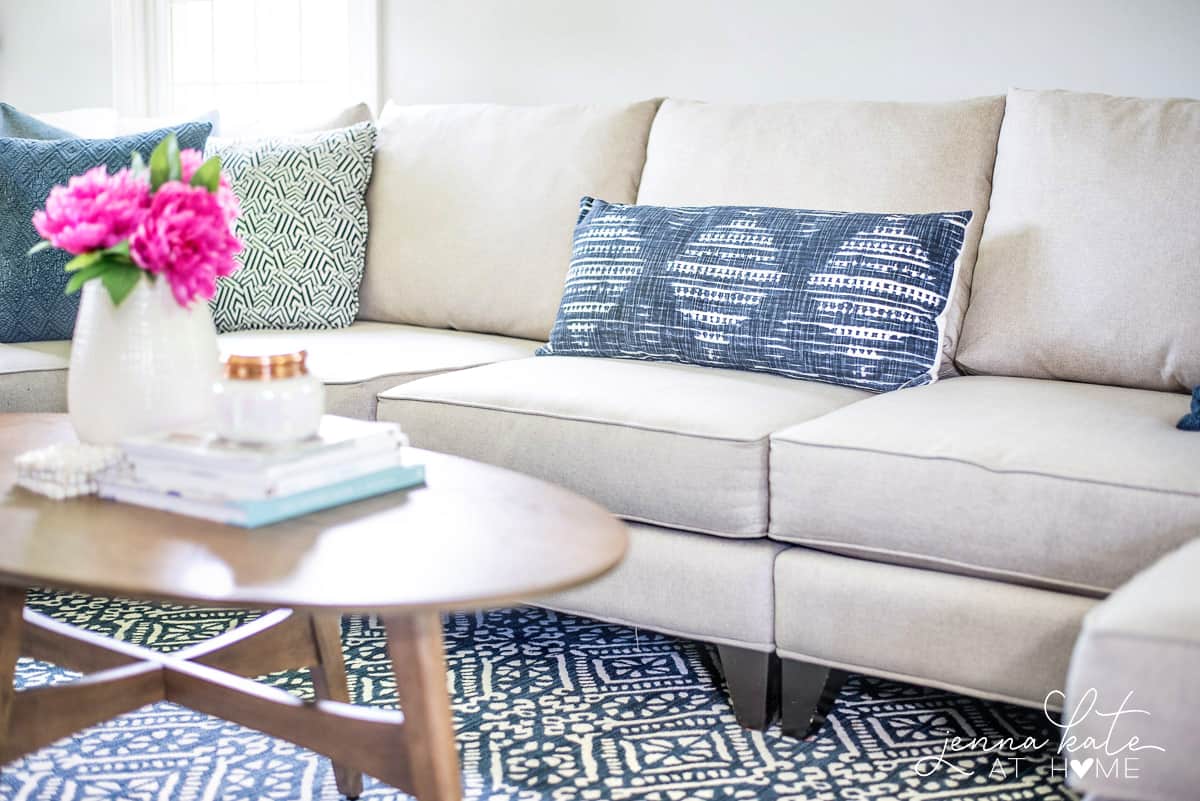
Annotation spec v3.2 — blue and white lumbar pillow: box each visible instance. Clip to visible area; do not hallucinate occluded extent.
[539,198,972,392]
[208,122,376,332]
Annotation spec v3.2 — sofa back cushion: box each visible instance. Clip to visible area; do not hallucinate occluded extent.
[360,100,661,341]
[957,89,1200,393]
[636,97,1005,375]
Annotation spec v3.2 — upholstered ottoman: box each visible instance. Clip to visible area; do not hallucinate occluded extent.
[1064,538,1200,801]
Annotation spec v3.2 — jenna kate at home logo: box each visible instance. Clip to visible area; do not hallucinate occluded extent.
[913,688,1166,782]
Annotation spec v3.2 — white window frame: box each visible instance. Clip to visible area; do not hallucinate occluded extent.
[109,0,379,118]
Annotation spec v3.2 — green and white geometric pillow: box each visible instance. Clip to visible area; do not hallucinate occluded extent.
[209,122,376,332]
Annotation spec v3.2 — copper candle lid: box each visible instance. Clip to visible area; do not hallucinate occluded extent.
[223,350,309,381]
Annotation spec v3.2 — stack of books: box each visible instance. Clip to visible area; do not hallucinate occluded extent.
[97,416,424,527]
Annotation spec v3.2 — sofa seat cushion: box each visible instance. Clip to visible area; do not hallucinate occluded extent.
[376,356,868,537]
[220,322,540,419]
[769,376,1200,594]
[0,342,70,413]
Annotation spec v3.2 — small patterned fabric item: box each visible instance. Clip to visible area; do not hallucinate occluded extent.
[208,123,376,332]
[0,122,213,343]
[0,103,76,139]
[14,443,125,499]
[1179,387,1200,431]
[540,198,972,392]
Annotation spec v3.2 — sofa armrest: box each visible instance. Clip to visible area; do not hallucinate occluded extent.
[1064,538,1200,801]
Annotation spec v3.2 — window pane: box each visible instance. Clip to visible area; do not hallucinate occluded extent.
[255,0,302,84]
[171,0,214,85]
[212,83,261,130]
[171,83,217,117]
[300,0,350,85]
[164,0,363,132]
[212,0,257,85]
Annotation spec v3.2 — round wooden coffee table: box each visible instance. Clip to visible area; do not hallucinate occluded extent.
[0,414,627,800]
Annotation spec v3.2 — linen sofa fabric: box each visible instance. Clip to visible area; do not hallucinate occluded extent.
[0,342,70,413]
[636,97,1006,375]
[769,376,1200,594]
[360,100,661,340]
[377,356,868,537]
[540,522,785,652]
[540,197,971,392]
[958,89,1200,392]
[209,123,377,332]
[1065,539,1200,801]
[0,122,213,343]
[774,549,1095,708]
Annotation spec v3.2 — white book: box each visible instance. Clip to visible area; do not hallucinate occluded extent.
[120,415,405,474]
[127,448,409,501]
[97,463,426,528]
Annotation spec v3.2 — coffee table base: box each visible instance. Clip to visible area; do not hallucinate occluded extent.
[0,586,460,801]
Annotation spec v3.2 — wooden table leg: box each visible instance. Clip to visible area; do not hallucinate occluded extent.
[0,587,26,755]
[385,611,460,801]
[3,601,417,796]
[309,613,363,799]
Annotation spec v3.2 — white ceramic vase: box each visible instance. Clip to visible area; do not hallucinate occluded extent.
[69,276,219,444]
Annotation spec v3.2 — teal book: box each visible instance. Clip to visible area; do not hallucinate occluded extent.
[98,464,425,528]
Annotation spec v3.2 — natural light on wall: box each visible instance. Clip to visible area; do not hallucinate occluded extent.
[112,0,378,134]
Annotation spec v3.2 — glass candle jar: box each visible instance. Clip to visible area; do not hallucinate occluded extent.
[214,350,324,444]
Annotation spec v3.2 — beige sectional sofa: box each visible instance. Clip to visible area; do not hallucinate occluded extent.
[3,89,1197,788]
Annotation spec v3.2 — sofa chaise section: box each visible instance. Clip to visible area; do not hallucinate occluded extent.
[1065,538,1200,801]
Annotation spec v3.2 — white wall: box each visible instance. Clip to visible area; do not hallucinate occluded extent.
[380,0,1200,104]
[0,0,113,111]
[4,1,1200,113]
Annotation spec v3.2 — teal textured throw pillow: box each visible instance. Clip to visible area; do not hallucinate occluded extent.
[208,123,376,332]
[0,122,213,343]
[0,103,76,139]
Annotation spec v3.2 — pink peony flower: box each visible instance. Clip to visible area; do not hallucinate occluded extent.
[130,182,243,306]
[32,166,151,254]
[180,148,240,226]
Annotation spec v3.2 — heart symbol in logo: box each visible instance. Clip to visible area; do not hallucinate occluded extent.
[1070,758,1095,778]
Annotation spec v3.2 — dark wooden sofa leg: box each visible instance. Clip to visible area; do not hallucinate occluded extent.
[781,659,847,739]
[715,645,779,730]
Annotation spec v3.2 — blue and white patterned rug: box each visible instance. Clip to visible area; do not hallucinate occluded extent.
[3,591,1077,801]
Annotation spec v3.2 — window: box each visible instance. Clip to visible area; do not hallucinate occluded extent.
[112,0,378,133]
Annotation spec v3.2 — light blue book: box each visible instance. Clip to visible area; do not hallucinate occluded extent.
[98,464,425,528]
